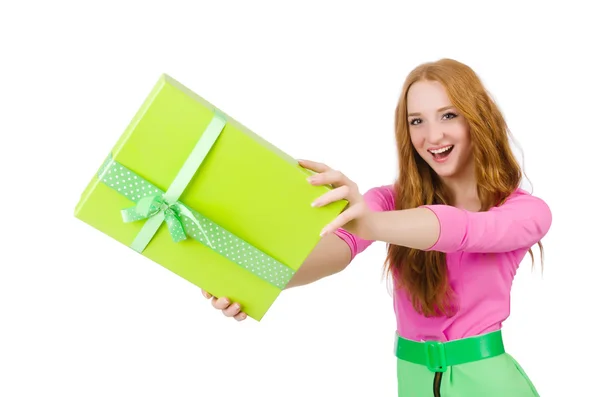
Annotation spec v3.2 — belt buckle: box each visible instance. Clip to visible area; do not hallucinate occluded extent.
[424,340,447,372]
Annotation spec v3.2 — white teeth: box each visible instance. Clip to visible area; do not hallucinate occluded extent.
[429,145,453,154]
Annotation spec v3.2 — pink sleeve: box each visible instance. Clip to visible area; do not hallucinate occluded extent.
[421,190,552,253]
[333,185,395,260]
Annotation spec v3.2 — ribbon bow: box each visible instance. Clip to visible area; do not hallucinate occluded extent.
[110,110,227,253]
[121,194,214,252]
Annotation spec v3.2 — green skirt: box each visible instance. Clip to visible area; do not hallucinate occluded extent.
[395,331,539,396]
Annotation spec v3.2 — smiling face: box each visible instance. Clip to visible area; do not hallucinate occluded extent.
[406,80,473,180]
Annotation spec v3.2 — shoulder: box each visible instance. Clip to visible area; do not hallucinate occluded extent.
[498,188,551,211]
[493,187,552,229]
[362,184,396,212]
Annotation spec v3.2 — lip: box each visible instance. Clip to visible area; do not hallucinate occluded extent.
[428,144,454,163]
[432,153,451,163]
[427,144,453,152]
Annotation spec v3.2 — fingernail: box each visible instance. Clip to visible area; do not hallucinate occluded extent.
[311,201,319,207]
[233,303,240,310]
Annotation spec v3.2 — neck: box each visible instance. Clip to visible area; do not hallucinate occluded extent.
[440,162,480,211]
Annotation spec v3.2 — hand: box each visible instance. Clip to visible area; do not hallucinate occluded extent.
[299,159,373,238]
[201,289,248,321]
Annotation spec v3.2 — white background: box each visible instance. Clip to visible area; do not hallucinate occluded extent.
[1,1,598,396]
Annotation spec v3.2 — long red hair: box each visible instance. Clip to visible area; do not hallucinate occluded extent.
[386,58,543,317]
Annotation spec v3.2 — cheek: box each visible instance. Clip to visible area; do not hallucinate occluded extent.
[460,121,471,143]
[461,126,472,145]
[409,129,425,149]
[451,123,471,146]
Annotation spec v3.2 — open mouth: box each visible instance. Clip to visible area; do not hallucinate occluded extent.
[428,145,454,161]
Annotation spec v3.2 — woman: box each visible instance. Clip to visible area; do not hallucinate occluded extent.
[202,58,552,396]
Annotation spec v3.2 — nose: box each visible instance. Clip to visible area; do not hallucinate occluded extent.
[424,122,444,144]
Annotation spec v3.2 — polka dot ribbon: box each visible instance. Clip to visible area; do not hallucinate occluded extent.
[121,194,215,249]
[96,110,295,290]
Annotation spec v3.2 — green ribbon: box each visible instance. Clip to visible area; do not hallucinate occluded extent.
[97,110,295,289]
[121,195,215,250]
[118,110,226,253]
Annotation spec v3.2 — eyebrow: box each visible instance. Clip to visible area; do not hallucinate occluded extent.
[408,106,454,117]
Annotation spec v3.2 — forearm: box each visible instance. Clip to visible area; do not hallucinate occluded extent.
[284,233,352,289]
[361,207,440,250]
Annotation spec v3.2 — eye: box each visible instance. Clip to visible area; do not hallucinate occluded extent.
[409,118,422,126]
[442,112,457,120]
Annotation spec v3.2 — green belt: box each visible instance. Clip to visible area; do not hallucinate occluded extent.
[394,330,505,373]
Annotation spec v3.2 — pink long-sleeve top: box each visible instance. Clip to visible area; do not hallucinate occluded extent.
[334,185,552,342]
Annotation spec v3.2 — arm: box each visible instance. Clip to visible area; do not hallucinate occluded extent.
[286,185,393,288]
[362,190,552,253]
[206,184,388,320]
[205,233,354,319]
[363,207,440,250]
[284,233,352,289]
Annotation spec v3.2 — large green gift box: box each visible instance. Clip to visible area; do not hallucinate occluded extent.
[74,74,347,321]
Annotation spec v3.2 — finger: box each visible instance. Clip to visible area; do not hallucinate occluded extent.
[211,296,231,310]
[321,204,365,236]
[222,302,242,317]
[312,185,351,207]
[201,290,212,299]
[308,169,350,188]
[234,312,248,321]
[297,159,331,173]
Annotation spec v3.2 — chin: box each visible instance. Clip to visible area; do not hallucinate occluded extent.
[426,153,458,178]
[430,164,459,178]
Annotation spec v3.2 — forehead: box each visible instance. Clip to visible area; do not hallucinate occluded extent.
[406,80,452,112]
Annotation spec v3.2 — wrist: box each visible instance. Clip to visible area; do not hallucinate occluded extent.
[357,209,379,241]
